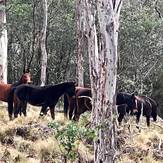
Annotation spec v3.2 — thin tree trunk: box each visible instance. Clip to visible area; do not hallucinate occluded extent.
[40,0,48,86]
[85,0,123,162]
[0,0,7,83]
[76,0,86,87]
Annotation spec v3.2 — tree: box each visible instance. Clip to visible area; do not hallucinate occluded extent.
[76,0,85,87]
[0,0,7,83]
[40,0,48,86]
[86,0,123,162]
[117,0,163,94]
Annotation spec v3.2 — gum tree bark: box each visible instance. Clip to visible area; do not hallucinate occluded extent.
[0,0,7,83]
[85,0,123,162]
[76,0,86,87]
[40,0,48,86]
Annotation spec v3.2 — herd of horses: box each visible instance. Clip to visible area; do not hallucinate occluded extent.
[0,69,158,127]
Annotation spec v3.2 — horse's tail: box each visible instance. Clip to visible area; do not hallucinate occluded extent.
[7,87,16,120]
[64,94,69,118]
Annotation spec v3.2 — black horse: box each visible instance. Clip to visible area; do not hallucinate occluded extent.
[8,82,76,119]
[134,95,158,127]
[116,92,137,124]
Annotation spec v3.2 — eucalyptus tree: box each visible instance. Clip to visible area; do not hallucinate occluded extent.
[86,0,123,162]
[0,0,7,83]
[40,0,48,86]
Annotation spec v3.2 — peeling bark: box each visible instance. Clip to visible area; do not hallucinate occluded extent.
[0,0,7,83]
[85,0,123,162]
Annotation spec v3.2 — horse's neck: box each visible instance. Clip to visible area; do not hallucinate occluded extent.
[51,84,67,96]
[12,81,21,87]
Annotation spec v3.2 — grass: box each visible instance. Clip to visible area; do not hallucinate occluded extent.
[0,103,66,162]
[117,116,163,162]
[0,103,163,162]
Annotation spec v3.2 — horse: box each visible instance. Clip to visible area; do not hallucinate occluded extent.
[8,81,77,119]
[64,88,137,122]
[63,86,92,120]
[67,95,92,120]
[134,95,158,127]
[116,92,138,124]
[0,69,32,119]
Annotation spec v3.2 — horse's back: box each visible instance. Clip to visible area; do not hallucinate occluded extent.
[76,87,91,97]
[0,83,12,102]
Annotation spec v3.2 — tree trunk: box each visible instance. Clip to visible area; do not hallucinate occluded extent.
[76,0,86,87]
[85,0,123,162]
[40,0,48,86]
[0,0,7,83]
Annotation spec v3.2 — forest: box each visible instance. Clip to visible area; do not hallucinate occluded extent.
[0,0,163,163]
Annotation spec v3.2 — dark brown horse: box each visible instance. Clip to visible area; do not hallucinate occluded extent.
[64,86,92,120]
[134,95,158,127]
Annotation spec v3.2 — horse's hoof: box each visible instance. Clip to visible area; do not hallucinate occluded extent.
[14,115,18,118]
[39,113,44,116]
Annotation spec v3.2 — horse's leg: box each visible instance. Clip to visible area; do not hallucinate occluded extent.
[14,101,19,118]
[118,113,124,125]
[136,111,141,126]
[146,116,150,127]
[22,102,27,117]
[64,94,69,118]
[50,106,55,119]
[69,100,75,120]
[40,105,49,116]
[151,108,157,121]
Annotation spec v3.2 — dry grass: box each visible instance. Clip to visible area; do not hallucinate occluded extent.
[118,117,163,163]
[0,103,66,162]
[0,103,163,162]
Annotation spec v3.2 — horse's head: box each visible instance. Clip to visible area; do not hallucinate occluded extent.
[20,70,32,84]
[66,82,76,97]
[127,93,138,114]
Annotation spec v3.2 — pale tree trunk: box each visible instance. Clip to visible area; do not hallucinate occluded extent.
[85,0,123,162]
[0,0,7,83]
[76,0,86,87]
[40,0,48,86]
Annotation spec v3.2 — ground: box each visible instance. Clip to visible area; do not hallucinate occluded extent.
[0,103,163,163]
[0,103,65,163]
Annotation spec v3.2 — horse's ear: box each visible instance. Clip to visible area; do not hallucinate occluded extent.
[23,67,30,73]
[23,65,26,73]
[74,81,77,86]
[131,93,135,98]
[26,68,30,73]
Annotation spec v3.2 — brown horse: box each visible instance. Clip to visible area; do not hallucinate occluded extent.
[0,69,32,119]
[64,86,92,120]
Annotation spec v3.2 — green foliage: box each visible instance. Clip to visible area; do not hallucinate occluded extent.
[48,120,95,161]
[7,0,76,84]
[118,0,163,95]
[152,71,163,118]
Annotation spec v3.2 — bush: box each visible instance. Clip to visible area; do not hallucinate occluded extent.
[48,120,95,162]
